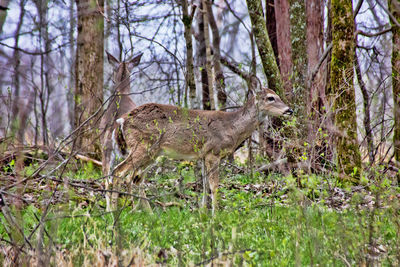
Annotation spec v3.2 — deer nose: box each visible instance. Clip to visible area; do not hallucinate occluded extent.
[284,108,293,115]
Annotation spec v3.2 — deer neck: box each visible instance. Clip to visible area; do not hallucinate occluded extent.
[230,96,262,143]
[100,72,134,129]
[115,69,131,95]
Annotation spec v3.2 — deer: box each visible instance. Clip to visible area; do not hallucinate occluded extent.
[100,51,142,211]
[109,77,293,213]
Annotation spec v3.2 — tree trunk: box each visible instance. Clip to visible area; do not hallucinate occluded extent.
[306,0,324,117]
[202,0,214,110]
[246,0,283,97]
[390,0,400,177]
[207,0,227,109]
[355,49,374,164]
[330,0,361,180]
[289,0,307,94]
[0,0,10,35]
[275,0,293,99]
[181,0,196,108]
[196,0,211,110]
[74,0,104,156]
[67,0,76,130]
[265,0,279,67]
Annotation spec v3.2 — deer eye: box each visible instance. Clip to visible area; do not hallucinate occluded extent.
[267,96,275,102]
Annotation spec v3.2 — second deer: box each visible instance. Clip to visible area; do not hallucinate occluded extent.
[109,77,293,213]
[100,51,142,211]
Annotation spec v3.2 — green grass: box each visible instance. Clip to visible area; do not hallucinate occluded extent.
[4,198,398,266]
[1,164,399,266]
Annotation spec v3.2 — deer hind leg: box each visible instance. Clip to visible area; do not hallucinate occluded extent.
[205,155,220,215]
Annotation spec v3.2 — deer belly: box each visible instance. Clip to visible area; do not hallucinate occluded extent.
[160,147,199,161]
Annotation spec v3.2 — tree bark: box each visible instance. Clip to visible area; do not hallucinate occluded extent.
[196,0,211,110]
[306,0,324,115]
[74,0,104,156]
[246,0,284,97]
[207,0,227,109]
[330,0,361,179]
[305,0,328,152]
[265,0,279,67]
[390,0,400,177]
[289,0,307,93]
[181,0,196,108]
[202,0,215,110]
[67,0,76,130]
[0,0,10,35]
[275,0,293,99]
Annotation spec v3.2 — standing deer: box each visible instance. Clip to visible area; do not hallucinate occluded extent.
[100,51,142,211]
[109,77,293,213]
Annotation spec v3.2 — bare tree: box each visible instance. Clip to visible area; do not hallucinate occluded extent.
[305,0,326,142]
[180,0,197,108]
[74,0,104,156]
[207,0,227,109]
[246,0,283,96]
[275,0,293,99]
[330,0,361,179]
[390,0,400,175]
[202,0,215,110]
[265,0,278,66]
[196,0,211,110]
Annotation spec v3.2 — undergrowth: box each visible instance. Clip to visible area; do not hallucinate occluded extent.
[0,162,399,266]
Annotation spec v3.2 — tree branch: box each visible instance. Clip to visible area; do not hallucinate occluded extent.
[355,27,392,37]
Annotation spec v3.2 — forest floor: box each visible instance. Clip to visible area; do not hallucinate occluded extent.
[0,160,399,266]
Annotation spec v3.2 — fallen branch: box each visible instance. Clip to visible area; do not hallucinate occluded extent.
[256,158,288,172]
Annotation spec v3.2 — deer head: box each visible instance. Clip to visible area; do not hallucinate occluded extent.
[248,76,293,120]
[106,51,143,94]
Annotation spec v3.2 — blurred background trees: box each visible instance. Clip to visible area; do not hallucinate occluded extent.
[0,0,399,179]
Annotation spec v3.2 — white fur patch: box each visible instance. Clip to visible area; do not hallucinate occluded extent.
[116,117,125,136]
[110,129,124,169]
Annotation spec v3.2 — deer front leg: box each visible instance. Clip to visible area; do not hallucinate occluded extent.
[205,155,220,215]
[114,143,156,212]
[201,158,208,209]
[111,150,135,211]
[103,145,118,211]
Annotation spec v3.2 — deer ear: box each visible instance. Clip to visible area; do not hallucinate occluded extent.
[249,75,262,93]
[106,51,119,68]
[127,52,143,72]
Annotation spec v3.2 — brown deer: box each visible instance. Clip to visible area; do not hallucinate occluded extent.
[100,51,142,211]
[109,77,293,213]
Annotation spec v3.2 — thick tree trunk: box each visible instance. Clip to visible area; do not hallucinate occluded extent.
[246,0,283,97]
[289,0,307,92]
[330,0,361,179]
[275,0,293,99]
[74,0,104,156]
[306,0,324,116]
[265,0,279,66]
[196,1,211,110]
[390,0,400,176]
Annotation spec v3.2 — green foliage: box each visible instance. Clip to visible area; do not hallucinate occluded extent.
[1,163,399,265]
